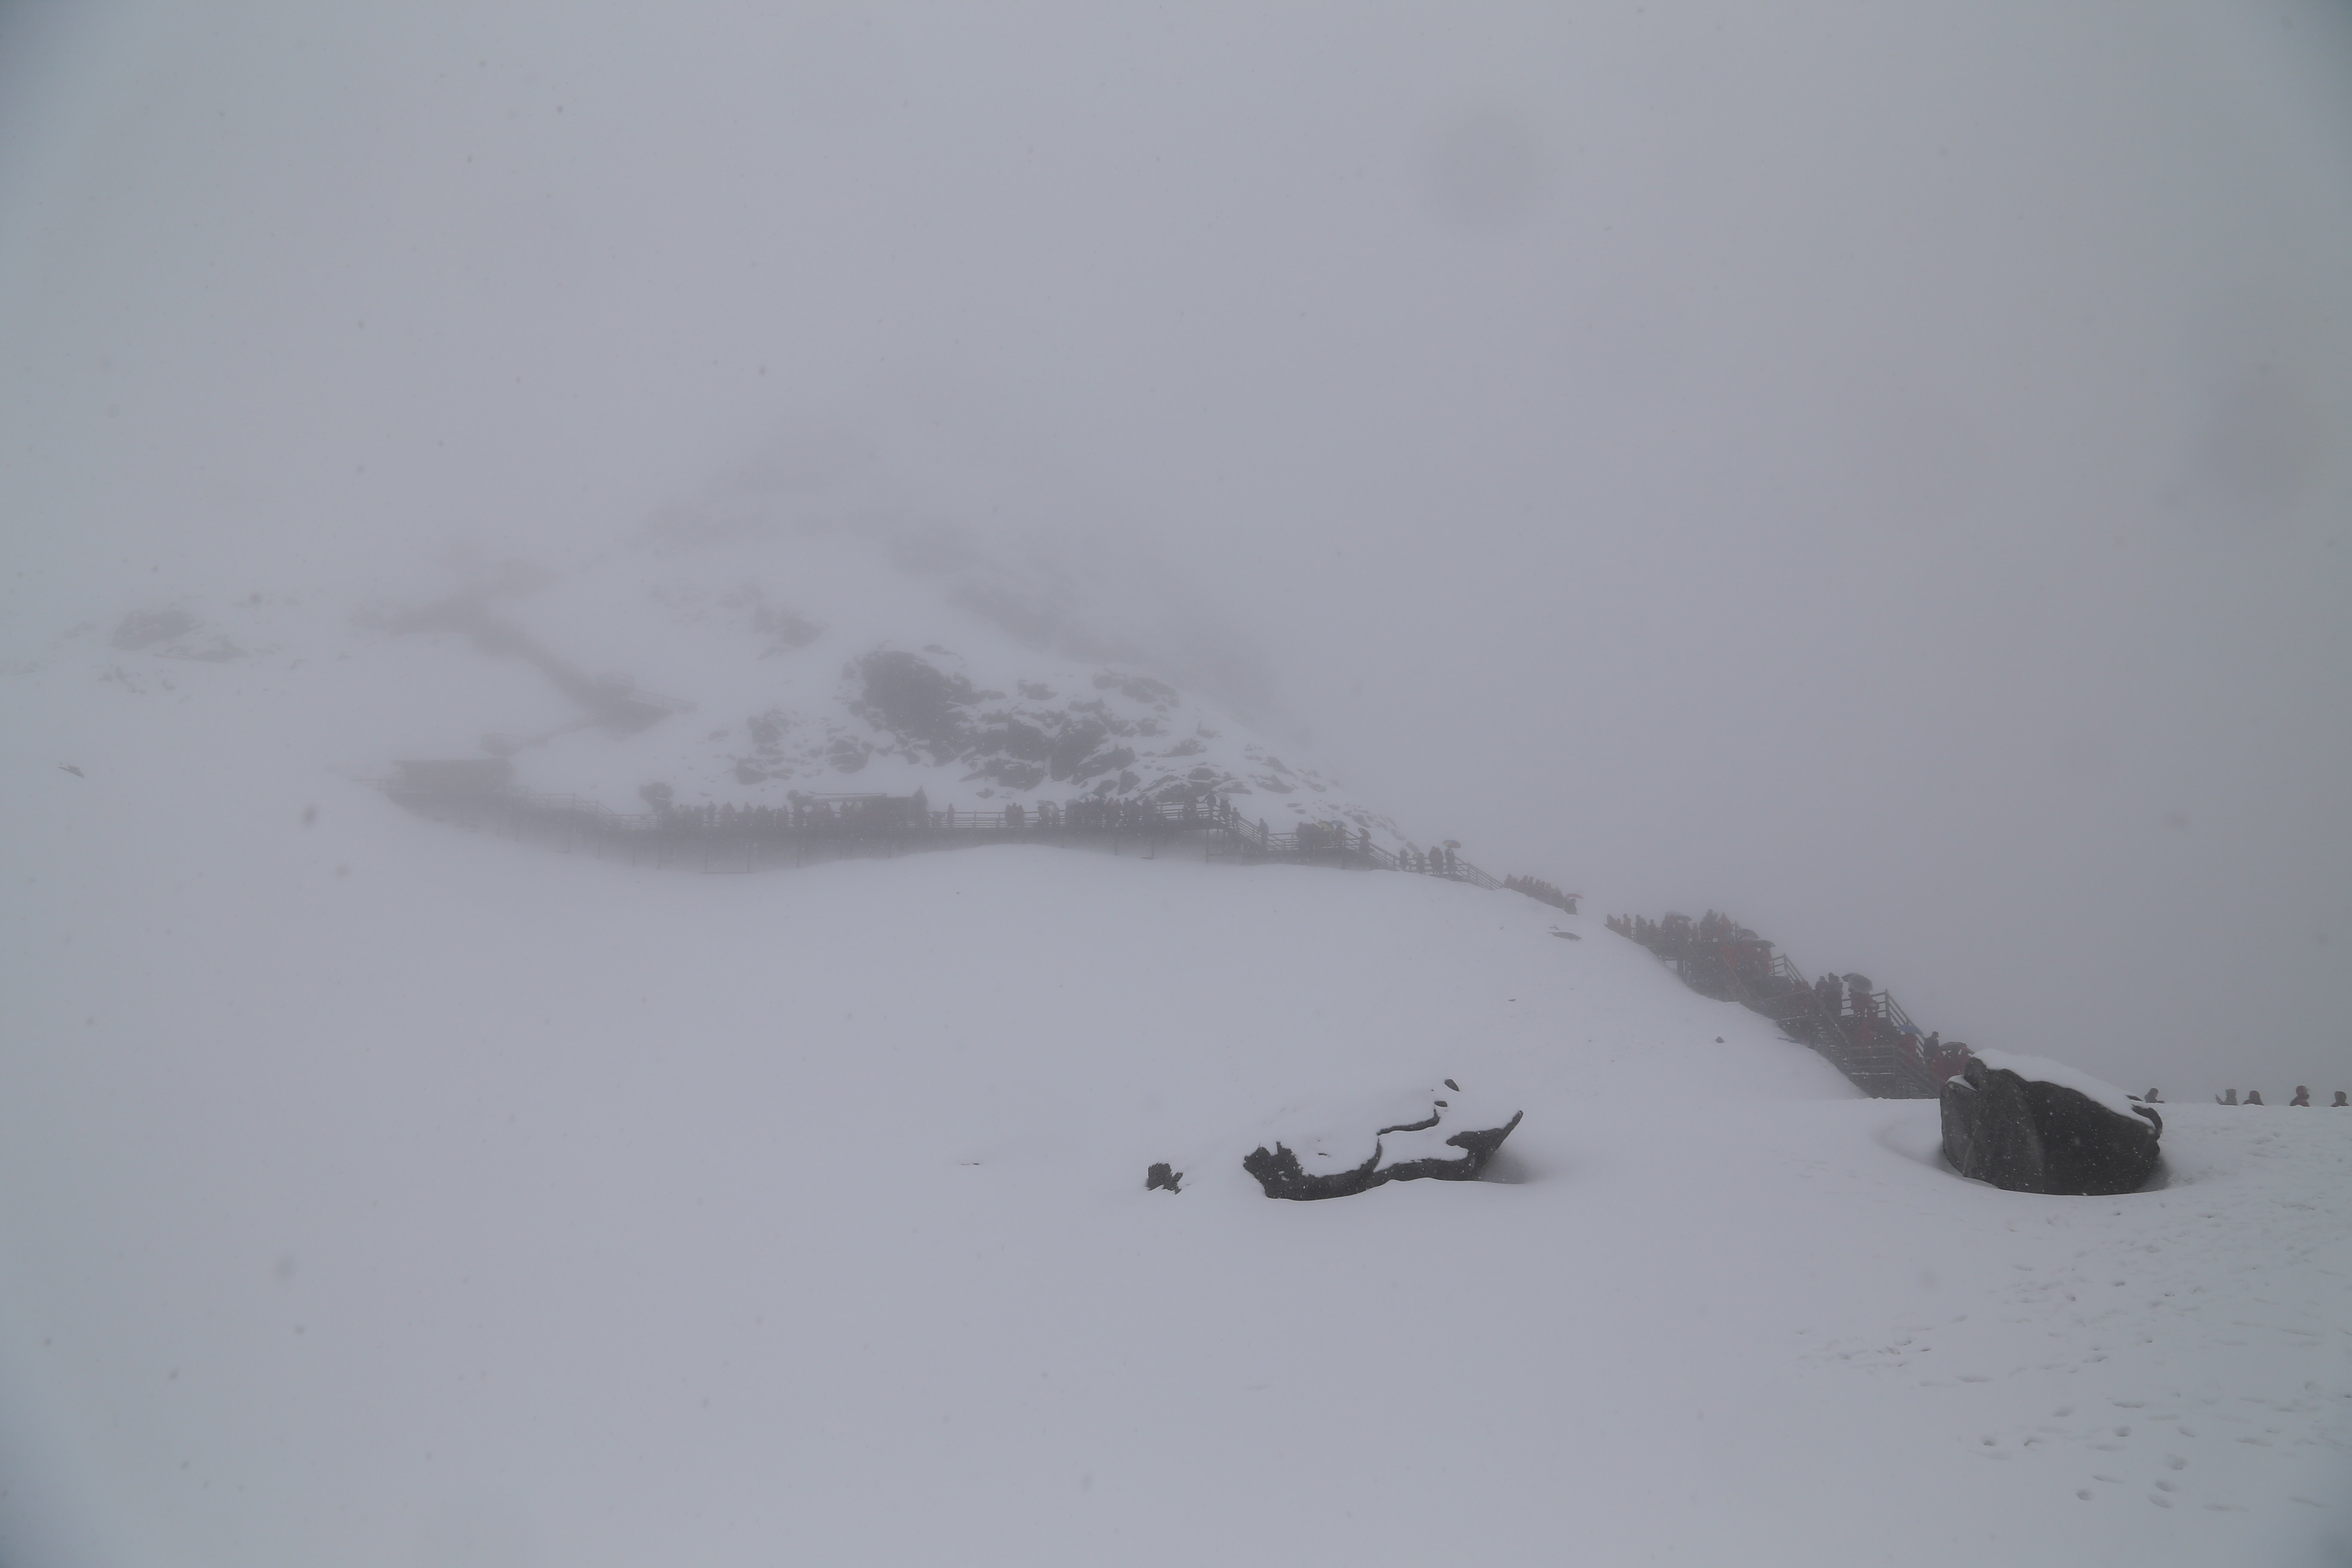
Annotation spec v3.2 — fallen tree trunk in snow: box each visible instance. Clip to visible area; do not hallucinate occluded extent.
[1242,1085,1523,1200]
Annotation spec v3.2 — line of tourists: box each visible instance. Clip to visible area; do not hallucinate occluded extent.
[1607,908,1971,1087]
[486,775,1514,884]
[2213,1087,2346,1107]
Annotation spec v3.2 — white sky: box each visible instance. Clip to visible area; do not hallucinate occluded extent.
[3,0,2349,1097]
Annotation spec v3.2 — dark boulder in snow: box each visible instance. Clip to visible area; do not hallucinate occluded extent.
[1242,1085,1523,1200]
[1940,1051,2161,1195]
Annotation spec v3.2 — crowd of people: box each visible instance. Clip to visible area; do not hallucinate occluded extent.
[1504,874,1578,913]
[626,787,1484,875]
[1293,819,1372,853]
[1400,843,1463,876]
[1605,907,2346,1108]
[2211,1087,2347,1107]
[1607,908,1972,1089]
[483,771,1550,894]
[632,788,1244,836]
[638,787,935,834]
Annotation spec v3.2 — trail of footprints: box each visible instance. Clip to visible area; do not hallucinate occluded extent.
[1804,1116,2352,1516]
[1976,1390,2344,1511]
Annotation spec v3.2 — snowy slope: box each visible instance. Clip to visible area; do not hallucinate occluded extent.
[36,509,1421,855]
[3,591,2350,1568]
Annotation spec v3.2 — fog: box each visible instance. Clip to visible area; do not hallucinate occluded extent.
[5,0,2350,1101]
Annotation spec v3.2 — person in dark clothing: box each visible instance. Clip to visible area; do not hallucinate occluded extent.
[2245,1090,2265,1105]
[2291,1085,2311,1106]
[2334,1092,2349,1108]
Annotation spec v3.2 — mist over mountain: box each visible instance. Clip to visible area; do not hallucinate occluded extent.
[5,1,2349,1102]
[73,462,1432,855]
[5,5,2352,1561]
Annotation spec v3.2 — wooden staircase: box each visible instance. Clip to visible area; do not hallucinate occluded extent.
[1614,921,1944,1100]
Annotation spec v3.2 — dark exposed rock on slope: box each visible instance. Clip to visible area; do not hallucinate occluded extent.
[728,643,1369,828]
[103,524,1420,855]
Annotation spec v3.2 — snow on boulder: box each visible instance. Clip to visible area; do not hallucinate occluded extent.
[1939,1050,2162,1195]
[1240,1079,1523,1200]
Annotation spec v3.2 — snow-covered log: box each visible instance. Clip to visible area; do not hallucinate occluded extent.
[1241,1082,1523,1200]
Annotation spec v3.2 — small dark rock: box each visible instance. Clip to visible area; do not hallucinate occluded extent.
[1145,1162,1183,1194]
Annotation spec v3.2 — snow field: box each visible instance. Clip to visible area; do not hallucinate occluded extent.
[2,615,2348,1567]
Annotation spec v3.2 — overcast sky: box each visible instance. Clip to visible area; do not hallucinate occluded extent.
[4,0,2349,1097]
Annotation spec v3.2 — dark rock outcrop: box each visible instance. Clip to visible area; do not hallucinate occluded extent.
[1145,1162,1184,1194]
[1243,1097,1523,1201]
[1940,1057,2161,1195]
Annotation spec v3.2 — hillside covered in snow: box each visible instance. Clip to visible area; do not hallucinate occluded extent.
[2,542,2349,1568]
[49,506,1424,860]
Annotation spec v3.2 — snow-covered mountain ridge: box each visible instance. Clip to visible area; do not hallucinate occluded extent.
[49,514,1426,854]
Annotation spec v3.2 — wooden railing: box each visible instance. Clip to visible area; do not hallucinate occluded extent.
[1605,914,1949,1099]
[383,782,1513,889]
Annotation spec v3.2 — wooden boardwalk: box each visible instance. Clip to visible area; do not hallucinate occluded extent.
[383,778,1510,889]
[1607,913,1962,1099]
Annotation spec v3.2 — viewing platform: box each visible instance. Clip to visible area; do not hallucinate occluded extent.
[381,762,1507,887]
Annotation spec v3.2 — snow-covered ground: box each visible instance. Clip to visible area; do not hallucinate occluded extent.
[3,599,2348,1568]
